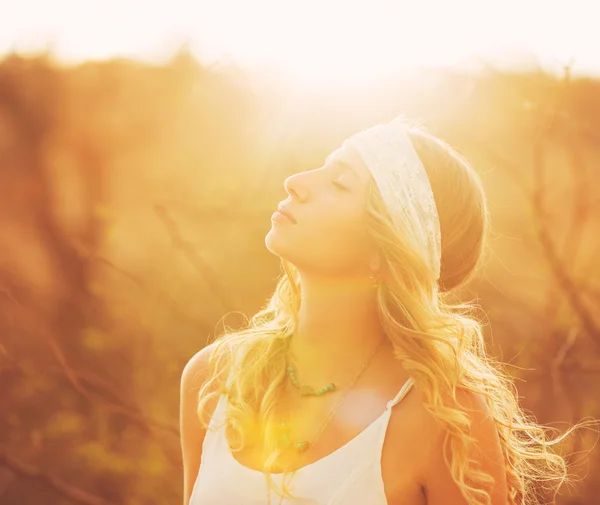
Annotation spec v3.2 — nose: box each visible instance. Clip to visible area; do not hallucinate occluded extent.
[283,171,309,202]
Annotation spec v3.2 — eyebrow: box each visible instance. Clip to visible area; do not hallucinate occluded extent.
[325,153,360,180]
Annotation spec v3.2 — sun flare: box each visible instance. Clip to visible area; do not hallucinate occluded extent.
[1,0,598,81]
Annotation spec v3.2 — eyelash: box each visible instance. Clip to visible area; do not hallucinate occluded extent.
[332,180,347,191]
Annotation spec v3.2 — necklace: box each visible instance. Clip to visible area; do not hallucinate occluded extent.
[280,339,385,453]
[286,363,336,396]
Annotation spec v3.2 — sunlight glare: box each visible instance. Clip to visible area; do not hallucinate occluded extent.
[1,0,599,80]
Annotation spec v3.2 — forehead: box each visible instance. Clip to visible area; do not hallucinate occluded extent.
[327,142,371,184]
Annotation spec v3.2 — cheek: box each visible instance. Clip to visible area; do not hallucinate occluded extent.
[323,215,366,247]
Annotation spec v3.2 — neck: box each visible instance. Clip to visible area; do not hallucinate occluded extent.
[287,273,389,387]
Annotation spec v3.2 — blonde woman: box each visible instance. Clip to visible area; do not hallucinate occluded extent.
[180,117,579,505]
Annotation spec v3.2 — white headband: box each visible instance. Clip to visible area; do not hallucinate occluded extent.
[343,116,442,287]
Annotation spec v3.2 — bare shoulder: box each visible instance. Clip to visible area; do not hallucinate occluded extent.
[441,387,505,457]
[397,385,501,452]
[181,341,220,391]
[405,385,505,466]
[420,386,508,505]
[383,384,508,505]
[453,386,494,418]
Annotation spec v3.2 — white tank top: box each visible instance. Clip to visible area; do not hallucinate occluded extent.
[189,377,414,505]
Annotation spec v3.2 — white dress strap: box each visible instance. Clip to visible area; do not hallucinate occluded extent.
[386,377,414,410]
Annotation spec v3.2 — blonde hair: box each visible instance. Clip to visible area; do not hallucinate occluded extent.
[197,124,591,504]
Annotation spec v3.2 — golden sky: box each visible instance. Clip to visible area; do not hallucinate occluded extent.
[2,0,598,82]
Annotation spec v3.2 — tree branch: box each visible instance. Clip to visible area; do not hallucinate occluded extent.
[153,203,234,309]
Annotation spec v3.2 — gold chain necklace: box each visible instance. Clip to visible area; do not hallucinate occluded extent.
[280,339,385,453]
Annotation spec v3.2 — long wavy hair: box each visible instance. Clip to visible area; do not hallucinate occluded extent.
[196,124,589,505]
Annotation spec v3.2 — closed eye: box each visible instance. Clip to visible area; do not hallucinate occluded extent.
[332,179,348,191]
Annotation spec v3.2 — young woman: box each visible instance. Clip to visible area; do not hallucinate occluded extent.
[180,117,576,505]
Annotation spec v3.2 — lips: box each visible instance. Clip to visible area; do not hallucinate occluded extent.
[277,205,296,223]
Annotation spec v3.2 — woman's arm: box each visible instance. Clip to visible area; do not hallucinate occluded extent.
[179,343,218,505]
[422,389,508,505]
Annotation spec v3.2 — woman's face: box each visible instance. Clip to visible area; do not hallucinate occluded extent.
[265,142,377,277]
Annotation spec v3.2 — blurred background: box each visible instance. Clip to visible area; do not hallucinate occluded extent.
[0,1,599,504]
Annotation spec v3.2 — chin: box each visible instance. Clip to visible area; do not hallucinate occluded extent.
[265,227,287,257]
[265,227,302,264]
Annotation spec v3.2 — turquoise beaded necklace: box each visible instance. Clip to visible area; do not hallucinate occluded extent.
[286,363,336,396]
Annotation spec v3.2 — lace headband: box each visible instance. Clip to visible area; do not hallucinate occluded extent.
[343,116,442,287]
